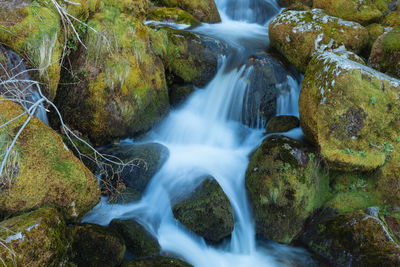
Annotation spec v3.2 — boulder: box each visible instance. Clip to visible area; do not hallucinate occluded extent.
[109,219,160,257]
[103,142,169,199]
[278,0,313,7]
[241,52,298,127]
[172,178,234,243]
[122,256,192,267]
[300,209,400,266]
[154,0,221,23]
[148,7,200,25]
[265,115,300,133]
[0,207,69,267]
[369,27,400,79]
[53,2,170,145]
[245,135,329,243]
[299,51,400,171]
[313,0,391,25]
[367,23,385,51]
[269,9,368,72]
[0,0,92,100]
[69,223,126,267]
[161,28,228,88]
[0,101,99,220]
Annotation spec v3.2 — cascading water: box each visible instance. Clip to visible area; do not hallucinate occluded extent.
[84,0,313,266]
[0,45,49,125]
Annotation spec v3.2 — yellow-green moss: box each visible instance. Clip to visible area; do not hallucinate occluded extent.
[0,207,70,267]
[299,51,400,171]
[383,10,400,27]
[313,0,391,25]
[148,7,200,25]
[0,101,100,220]
[269,9,369,72]
[53,3,169,145]
[155,0,221,23]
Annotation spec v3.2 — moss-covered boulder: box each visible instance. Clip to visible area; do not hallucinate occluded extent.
[245,135,329,243]
[69,223,126,267]
[383,10,400,27]
[369,27,400,79]
[54,2,170,145]
[161,28,228,87]
[299,51,400,171]
[269,9,368,72]
[0,101,99,220]
[154,0,220,23]
[0,207,70,266]
[103,142,169,199]
[265,115,300,134]
[300,209,400,266]
[313,0,391,25]
[172,178,234,243]
[375,149,400,207]
[122,256,192,267]
[367,23,385,51]
[109,219,160,257]
[148,7,200,25]
[0,0,92,100]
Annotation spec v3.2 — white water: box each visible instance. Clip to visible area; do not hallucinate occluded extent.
[84,1,312,266]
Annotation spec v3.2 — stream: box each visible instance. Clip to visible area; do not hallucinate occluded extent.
[83,0,316,266]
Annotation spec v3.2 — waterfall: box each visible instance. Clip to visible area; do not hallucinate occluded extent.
[0,45,49,125]
[83,0,313,266]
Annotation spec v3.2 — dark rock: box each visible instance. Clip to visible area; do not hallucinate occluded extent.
[69,223,126,267]
[300,209,400,266]
[122,256,192,267]
[172,178,234,243]
[169,85,195,107]
[109,219,160,257]
[265,115,300,134]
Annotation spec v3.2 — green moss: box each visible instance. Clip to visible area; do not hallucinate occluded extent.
[0,101,100,220]
[172,178,234,242]
[383,10,400,27]
[53,3,169,145]
[269,9,368,72]
[149,7,200,25]
[265,115,300,134]
[313,0,391,25]
[0,207,70,266]
[154,0,221,23]
[300,52,400,171]
[245,135,330,243]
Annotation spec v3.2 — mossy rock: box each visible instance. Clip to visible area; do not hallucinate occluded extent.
[332,50,366,65]
[375,149,400,207]
[69,223,126,267]
[383,10,400,27]
[154,0,220,23]
[300,209,400,266]
[367,23,385,51]
[0,207,70,267]
[269,9,368,72]
[172,178,234,243]
[109,219,160,257]
[245,135,329,243]
[122,256,192,267]
[53,3,170,145]
[103,142,169,199]
[299,51,400,171]
[161,27,228,87]
[265,115,300,134]
[148,7,200,25]
[369,27,400,79]
[0,101,100,220]
[242,52,297,127]
[313,0,391,25]
[278,0,313,7]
